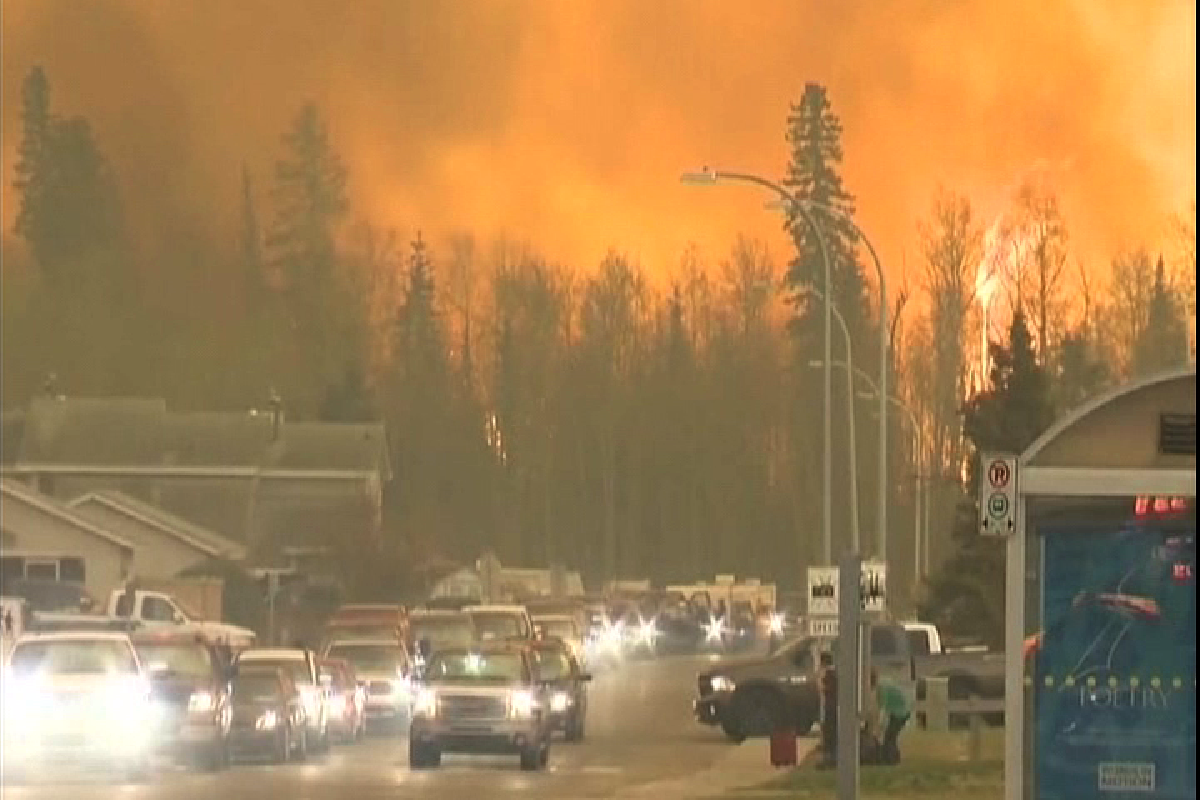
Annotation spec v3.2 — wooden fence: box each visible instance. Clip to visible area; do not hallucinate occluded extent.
[914,676,1005,760]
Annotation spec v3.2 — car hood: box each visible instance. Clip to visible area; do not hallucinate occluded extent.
[700,653,780,680]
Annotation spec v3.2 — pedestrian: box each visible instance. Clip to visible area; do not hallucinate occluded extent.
[816,652,837,768]
[870,668,912,765]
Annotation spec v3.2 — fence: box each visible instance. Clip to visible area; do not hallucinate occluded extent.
[914,676,1005,761]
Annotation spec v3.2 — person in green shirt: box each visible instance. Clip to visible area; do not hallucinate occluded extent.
[870,668,912,764]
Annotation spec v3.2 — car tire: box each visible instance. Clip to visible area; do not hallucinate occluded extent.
[519,744,543,771]
[732,687,782,739]
[294,727,309,763]
[274,728,290,764]
[565,712,585,742]
[409,741,440,769]
[197,740,225,772]
[720,714,747,743]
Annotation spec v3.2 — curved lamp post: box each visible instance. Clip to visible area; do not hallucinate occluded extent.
[681,167,836,566]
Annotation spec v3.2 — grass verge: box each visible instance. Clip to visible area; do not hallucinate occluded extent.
[716,726,1004,800]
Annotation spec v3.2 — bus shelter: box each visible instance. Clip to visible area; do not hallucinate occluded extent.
[1005,366,1196,800]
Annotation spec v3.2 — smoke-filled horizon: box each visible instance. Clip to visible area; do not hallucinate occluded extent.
[3,0,1195,284]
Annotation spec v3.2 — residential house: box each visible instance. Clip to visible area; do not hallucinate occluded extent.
[68,490,247,582]
[0,478,133,603]
[1,396,391,566]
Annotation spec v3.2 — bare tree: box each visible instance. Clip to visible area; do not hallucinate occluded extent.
[916,188,980,483]
[1099,247,1156,377]
[1014,181,1070,355]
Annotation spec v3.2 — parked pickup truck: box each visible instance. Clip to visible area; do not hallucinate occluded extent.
[106,589,256,649]
[695,622,917,743]
[905,621,1005,706]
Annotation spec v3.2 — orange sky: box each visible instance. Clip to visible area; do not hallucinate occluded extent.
[2,0,1195,290]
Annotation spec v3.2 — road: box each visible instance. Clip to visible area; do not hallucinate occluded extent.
[2,654,754,800]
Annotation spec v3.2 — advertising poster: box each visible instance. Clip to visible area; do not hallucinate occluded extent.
[1033,507,1196,799]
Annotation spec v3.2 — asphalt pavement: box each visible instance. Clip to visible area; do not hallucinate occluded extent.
[1,654,798,800]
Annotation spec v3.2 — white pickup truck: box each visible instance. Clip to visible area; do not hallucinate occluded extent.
[105,589,256,649]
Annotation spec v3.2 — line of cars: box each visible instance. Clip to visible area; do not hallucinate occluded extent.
[315,600,594,771]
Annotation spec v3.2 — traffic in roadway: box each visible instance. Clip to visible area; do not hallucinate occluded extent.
[1,653,754,800]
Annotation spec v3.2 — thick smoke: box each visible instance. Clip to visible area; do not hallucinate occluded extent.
[2,0,1194,279]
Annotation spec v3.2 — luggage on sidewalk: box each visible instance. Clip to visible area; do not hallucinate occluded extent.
[769,726,797,767]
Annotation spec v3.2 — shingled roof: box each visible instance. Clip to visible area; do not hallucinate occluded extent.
[68,490,248,561]
[5,396,390,479]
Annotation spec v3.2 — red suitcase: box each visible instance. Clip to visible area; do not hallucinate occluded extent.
[770,726,797,767]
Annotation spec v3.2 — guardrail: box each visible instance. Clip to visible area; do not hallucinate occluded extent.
[915,676,1005,761]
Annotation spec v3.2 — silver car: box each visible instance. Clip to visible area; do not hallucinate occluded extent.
[323,638,413,733]
[409,644,551,771]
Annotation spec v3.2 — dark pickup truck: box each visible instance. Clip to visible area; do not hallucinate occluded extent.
[694,623,916,742]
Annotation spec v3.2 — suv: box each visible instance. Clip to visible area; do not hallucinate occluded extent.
[323,638,413,733]
[694,623,915,742]
[235,647,330,753]
[464,605,535,643]
[409,643,551,771]
[2,631,157,782]
[133,632,234,771]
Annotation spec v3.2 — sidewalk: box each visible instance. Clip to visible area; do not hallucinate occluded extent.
[613,736,818,800]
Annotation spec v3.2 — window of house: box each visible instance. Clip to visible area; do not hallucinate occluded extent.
[25,559,60,581]
[59,558,86,584]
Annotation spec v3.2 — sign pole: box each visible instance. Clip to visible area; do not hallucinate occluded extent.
[837,552,862,800]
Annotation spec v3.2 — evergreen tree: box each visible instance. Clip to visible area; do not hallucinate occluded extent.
[12,67,123,286]
[921,310,1054,649]
[782,82,871,339]
[318,361,376,422]
[265,102,351,411]
[1131,256,1188,375]
[1051,326,1112,412]
[239,165,266,301]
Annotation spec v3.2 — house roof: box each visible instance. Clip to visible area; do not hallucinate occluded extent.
[20,396,168,466]
[0,478,134,552]
[67,490,247,561]
[8,396,390,480]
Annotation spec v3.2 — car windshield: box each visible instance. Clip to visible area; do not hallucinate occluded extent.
[540,620,577,639]
[328,625,396,641]
[906,629,932,656]
[326,644,404,673]
[241,657,310,686]
[10,639,138,676]
[233,673,282,703]
[410,618,473,649]
[470,612,523,641]
[425,651,524,683]
[135,642,214,679]
[532,648,573,681]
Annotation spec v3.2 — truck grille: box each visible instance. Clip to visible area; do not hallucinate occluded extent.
[438,694,507,721]
[368,680,394,696]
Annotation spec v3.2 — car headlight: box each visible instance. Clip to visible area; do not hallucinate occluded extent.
[769,614,785,634]
[299,686,322,719]
[639,620,658,643]
[705,619,725,642]
[508,689,535,719]
[710,675,735,693]
[413,688,438,718]
[188,690,216,713]
[2,680,49,725]
[550,691,571,713]
[256,710,279,730]
[329,694,346,716]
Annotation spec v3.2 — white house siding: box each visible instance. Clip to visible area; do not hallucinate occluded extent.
[68,502,212,582]
[0,491,132,603]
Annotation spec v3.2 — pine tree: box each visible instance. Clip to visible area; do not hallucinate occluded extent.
[782,82,870,339]
[12,67,52,266]
[1131,256,1188,376]
[12,67,123,286]
[921,310,1055,649]
[265,102,351,411]
[318,361,376,422]
[239,165,266,300]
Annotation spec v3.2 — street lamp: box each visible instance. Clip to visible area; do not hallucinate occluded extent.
[800,292,860,553]
[681,167,836,566]
[763,197,889,564]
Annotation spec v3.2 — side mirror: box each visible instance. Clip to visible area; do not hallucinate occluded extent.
[173,613,186,625]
